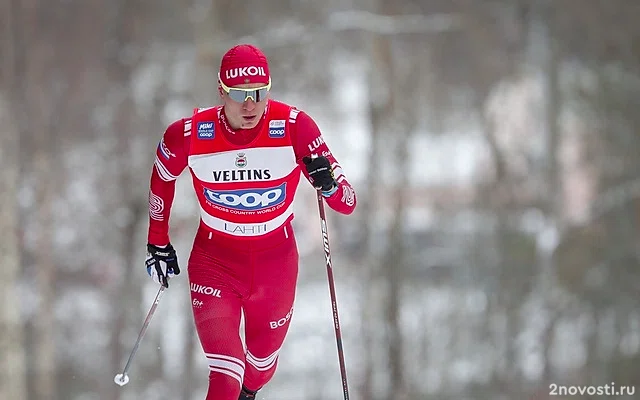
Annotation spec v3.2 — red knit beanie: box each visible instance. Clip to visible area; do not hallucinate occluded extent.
[219,44,270,87]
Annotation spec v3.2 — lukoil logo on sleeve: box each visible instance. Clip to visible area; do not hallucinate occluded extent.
[197,121,215,139]
[269,120,285,138]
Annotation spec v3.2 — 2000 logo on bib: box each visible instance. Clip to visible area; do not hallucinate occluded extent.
[204,183,287,211]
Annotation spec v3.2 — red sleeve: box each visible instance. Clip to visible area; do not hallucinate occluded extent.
[147,118,190,245]
[291,111,357,215]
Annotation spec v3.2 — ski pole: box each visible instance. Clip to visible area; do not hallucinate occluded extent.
[314,189,350,400]
[114,284,166,386]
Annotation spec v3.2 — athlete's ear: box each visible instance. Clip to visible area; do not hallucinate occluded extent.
[218,85,224,99]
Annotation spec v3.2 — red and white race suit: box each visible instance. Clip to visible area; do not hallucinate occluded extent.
[146,99,356,399]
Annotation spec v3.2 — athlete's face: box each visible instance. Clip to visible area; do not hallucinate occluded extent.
[220,82,269,130]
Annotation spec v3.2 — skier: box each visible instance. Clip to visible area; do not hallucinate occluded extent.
[144,44,357,399]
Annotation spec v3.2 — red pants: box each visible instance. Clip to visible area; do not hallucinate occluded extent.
[187,221,299,400]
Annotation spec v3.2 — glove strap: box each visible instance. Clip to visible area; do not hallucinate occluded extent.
[321,185,339,197]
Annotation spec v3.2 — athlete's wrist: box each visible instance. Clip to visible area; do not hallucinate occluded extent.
[321,184,339,197]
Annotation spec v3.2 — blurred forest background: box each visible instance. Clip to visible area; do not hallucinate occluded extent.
[2,0,640,399]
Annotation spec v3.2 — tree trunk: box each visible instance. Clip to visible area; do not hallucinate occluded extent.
[382,132,410,400]
[193,0,234,105]
[0,0,27,398]
[33,150,57,400]
[103,0,148,396]
[0,105,27,400]
[528,0,562,385]
[358,23,395,399]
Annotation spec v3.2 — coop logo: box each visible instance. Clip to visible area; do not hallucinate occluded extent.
[269,120,285,138]
[203,183,286,211]
[197,121,215,139]
[224,66,267,80]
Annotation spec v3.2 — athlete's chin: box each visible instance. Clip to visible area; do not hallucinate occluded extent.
[240,117,258,129]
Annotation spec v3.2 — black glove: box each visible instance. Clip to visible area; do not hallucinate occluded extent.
[303,156,337,192]
[146,243,180,288]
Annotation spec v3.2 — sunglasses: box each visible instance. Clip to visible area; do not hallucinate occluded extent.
[218,74,271,103]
